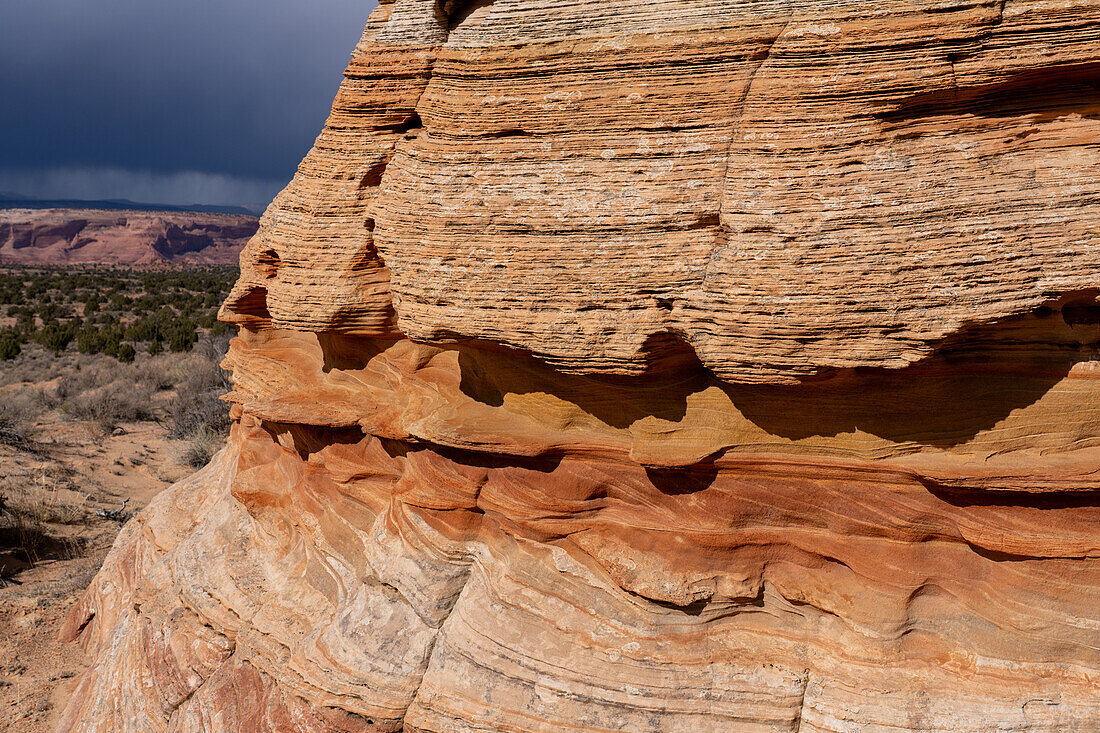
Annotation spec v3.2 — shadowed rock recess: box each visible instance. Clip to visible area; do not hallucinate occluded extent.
[61,1,1100,731]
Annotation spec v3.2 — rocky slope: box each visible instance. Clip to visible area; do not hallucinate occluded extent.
[61,1,1100,731]
[0,209,257,265]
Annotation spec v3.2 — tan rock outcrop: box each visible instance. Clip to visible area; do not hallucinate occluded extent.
[63,1,1100,731]
[0,209,257,265]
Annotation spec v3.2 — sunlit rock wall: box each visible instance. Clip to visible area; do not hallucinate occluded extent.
[62,1,1100,731]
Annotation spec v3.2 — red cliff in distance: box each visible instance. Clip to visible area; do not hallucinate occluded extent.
[0,209,257,266]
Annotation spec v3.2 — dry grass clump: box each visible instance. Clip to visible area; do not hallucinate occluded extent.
[136,358,175,391]
[54,362,156,432]
[0,389,45,450]
[172,425,225,468]
[0,476,87,570]
[10,480,86,527]
[168,336,232,466]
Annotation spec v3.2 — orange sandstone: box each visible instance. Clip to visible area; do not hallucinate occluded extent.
[61,1,1100,731]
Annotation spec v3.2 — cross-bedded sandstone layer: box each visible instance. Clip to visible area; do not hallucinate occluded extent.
[61,1,1100,731]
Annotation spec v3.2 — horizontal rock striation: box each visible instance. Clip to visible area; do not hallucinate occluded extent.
[0,209,257,265]
[65,1,1100,731]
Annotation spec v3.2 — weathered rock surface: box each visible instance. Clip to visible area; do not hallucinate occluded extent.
[63,1,1100,731]
[0,209,257,265]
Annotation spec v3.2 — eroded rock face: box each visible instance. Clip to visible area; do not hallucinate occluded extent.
[62,1,1100,731]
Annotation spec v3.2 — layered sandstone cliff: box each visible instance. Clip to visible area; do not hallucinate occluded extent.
[61,1,1100,731]
[0,209,257,265]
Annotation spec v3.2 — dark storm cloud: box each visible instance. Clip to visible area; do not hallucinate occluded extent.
[0,0,376,206]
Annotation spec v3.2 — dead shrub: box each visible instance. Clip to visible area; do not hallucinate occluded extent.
[64,380,155,431]
[164,337,232,470]
[0,477,86,570]
[0,389,44,450]
[55,361,156,431]
[0,344,66,387]
[172,425,225,468]
[136,358,175,391]
[169,337,232,440]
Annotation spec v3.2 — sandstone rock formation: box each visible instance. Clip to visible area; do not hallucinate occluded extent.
[61,1,1100,730]
[0,209,257,265]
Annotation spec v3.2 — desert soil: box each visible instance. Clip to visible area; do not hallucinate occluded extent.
[0,408,197,731]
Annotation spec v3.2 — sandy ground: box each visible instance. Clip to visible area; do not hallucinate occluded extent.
[0,412,196,731]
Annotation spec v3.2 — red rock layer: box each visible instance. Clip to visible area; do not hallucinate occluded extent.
[63,1,1100,731]
[0,209,257,265]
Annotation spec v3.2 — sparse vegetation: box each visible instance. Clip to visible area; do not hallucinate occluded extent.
[0,475,86,570]
[60,374,156,432]
[167,336,233,465]
[0,264,237,608]
[0,331,20,361]
[0,264,237,363]
[0,389,44,450]
[21,336,235,453]
[172,425,225,468]
[0,264,238,467]
[169,337,232,437]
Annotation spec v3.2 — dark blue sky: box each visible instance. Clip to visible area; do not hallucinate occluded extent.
[0,1,377,208]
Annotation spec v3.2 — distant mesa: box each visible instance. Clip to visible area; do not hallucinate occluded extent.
[0,200,258,266]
